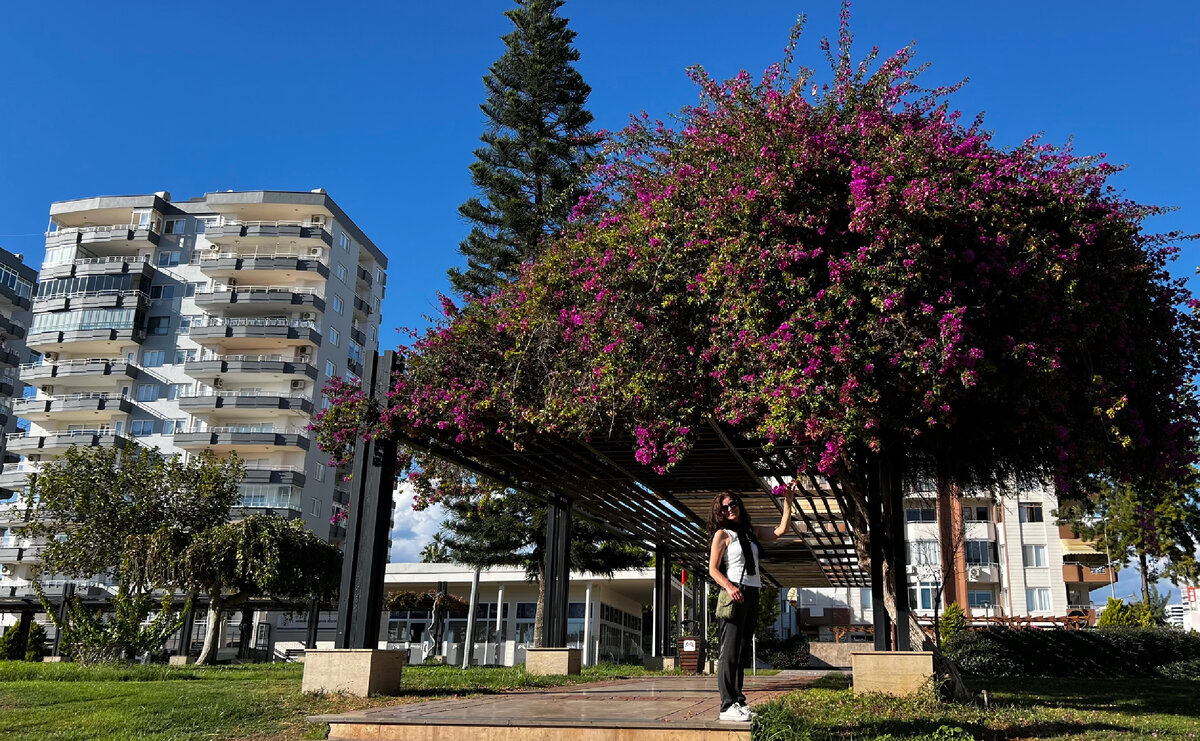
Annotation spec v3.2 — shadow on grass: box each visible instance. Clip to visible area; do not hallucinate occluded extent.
[971,677,1200,718]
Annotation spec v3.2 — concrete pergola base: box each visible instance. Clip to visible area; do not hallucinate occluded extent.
[851,651,934,696]
[525,647,582,676]
[302,648,406,696]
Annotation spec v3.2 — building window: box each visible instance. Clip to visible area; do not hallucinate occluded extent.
[1019,503,1044,523]
[329,328,340,347]
[135,384,159,402]
[907,539,940,566]
[332,295,344,314]
[178,316,195,334]
[167,383,191,400]
[908,581,939,611]
[1026,587,1052,612]
[315,465,325,482]
[185,282,204,297]
[962,505,991,522]
[149,285,175,300]
[325,360,336,378]
[165,219,186,235]
[131,420,155,436]
[173,349,197,364]
[346,371,360,385]
[336,264,347,283]
[1022,544,1047,568]
[348,342,363,364]
[157,251,181,267]
[964,540,998,566]
[339,233,351,251]
[311,498,321,517]
[169,419,187,433]
[147,316,170,335]
[142,350,165,367]
[376,268,383,285]
[967,590,993,609]
[860,589,872,611]
[905,507,936,523]
[369,326,376,342]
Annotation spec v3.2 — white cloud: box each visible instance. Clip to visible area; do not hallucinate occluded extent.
[388,480,446,563]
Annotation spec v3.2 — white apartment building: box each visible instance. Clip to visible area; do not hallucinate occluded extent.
[778,484,1113,640]
[0,190,387,604]
[0,248,36,602]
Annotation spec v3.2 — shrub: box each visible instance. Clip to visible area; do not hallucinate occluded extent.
[938,603,968,644]
[945,626,1200,678]
[1157,658,1200,680]
[760,634,810,669]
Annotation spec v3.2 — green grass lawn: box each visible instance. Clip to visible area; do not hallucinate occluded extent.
[0,660,675,741]
[754,673,1200,740]
[3,662,1197,741]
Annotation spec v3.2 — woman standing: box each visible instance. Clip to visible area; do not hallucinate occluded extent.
[707,489,794,722]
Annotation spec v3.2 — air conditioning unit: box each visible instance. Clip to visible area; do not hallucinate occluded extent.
[308,247,323,257]
[212,377,223,389]
[43,352,58,362]
[290,380,306,391]
[300,312,314,321]
[207,244,220,252]
[310,215,325,226]
[40,385,53,395]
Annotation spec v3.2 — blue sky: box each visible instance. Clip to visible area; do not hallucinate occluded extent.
[1,1,1197,600]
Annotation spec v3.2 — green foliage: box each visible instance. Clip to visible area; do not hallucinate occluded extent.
[384,589,469,615]
[756,586,782,642]
[42,584,182,665]
[1157,658,1200,680]
[28,446,243,587]
[938,602,968,643]
[419,532,451,563]
[759,634,811,670]
[1096,597,1155,628]
[0,620,47,661]
[944,626,1200,678]
[23,621,47,661]
[450,0,599,297]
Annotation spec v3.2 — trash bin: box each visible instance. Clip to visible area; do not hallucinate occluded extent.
[677,635,705,674]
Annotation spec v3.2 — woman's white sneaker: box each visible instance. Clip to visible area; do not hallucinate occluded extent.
[719,705,751,722]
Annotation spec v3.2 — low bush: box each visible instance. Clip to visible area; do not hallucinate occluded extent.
[760,634,810,669]
[1157,658,1200,680]
[945,626,1200,678]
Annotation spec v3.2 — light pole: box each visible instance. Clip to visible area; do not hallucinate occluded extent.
[1103,520,1117,600]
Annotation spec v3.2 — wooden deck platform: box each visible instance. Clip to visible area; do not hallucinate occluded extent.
[311,669,828,740]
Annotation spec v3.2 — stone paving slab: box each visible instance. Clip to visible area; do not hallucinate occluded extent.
[311,669,829,740]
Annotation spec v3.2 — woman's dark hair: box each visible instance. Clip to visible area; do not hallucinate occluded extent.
[707,491,754,542]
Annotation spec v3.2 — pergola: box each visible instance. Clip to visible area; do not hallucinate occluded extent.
[335,353,872,657]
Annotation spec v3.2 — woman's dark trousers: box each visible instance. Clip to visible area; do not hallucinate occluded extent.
[717,585,759,711]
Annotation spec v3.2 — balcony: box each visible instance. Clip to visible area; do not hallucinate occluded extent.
[356,265,373,288]
[0,315,26,342]
[1063,562,1114,586]
[177,391,313,418]
[0,347,20,368]
[173,426,311,454]
[193,251,330,281]
[241,465,306,487]
[14,392,133,423]
[346,358,363,377]
[20,358,140,387]
[203,220,332,248]
[0,544,44,563]
[349,326,366,345]
[352,296,371,317]
[193,285,325,315]
[5,430,131,456]
[0,283,33,312]
[965,563,1001,583]
[67,224,161,253]
[0,463,39,498]
[189,318,322,350]
[183,354,318,384]
[33,289,150,313]
[40,255,154,282]
[332,487,350,505]
[0,373,16,397]
[27,326,146,354]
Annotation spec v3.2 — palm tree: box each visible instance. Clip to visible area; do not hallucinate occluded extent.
[419,533,450,563]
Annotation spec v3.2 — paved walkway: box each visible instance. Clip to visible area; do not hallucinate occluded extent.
[312,669,830,741]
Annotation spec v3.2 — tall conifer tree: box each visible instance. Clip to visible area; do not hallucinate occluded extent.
[449,0,597,298]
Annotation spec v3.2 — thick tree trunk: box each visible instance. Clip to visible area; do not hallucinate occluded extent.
[196,602,225,666]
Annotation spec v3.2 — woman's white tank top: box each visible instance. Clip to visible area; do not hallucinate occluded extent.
[722,528,762,587]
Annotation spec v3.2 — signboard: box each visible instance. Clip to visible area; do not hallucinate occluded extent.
[683,639,697,652]
[1188,586,1197,608]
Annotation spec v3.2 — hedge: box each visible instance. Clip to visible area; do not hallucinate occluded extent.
[944,627,1200,678]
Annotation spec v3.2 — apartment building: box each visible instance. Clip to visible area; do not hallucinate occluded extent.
[779,484,1114,640]
[0,248,36,599]
[0,190,386,602]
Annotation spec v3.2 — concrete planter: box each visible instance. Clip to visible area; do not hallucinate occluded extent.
[168,655,196,666]
[852,651,934,696]
[524,647,581,676]
[642,656,678,671]
[302,649,406,696]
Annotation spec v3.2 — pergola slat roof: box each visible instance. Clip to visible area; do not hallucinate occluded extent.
[401,418,868,588]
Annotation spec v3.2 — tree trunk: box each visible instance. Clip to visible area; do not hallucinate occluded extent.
[532,571,546,649]
[1139,551,1151,605]
[237,607,254,660]
[196,601,225,666]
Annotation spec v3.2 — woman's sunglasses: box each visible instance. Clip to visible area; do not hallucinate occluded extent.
[719,502,740,513]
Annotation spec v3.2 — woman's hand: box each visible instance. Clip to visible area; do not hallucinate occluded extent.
[725,584,744,603]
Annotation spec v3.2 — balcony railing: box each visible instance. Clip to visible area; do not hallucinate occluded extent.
[197,285,324,298]
[237,493,301,512]
[34,289,149,303]
[178,391,310,400]
[205,425,309,435]
[20,357,133,372]
[192,249,324,262]
[196,353,308,363]
[191,317,319,330]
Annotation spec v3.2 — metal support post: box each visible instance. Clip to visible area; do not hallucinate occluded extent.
[335,350,401,649]
[462,568,481,668]
[885,458,911,651]
[654,545,670,656]
[868,463,891,651]
[176,593,194,657]
[541,495,571,648]
[305,596,320,650]
[51,585,73,657]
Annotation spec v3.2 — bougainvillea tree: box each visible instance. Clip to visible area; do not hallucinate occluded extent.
[317,9,1199,659]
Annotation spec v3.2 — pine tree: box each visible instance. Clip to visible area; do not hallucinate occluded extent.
[449,0,598,298]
